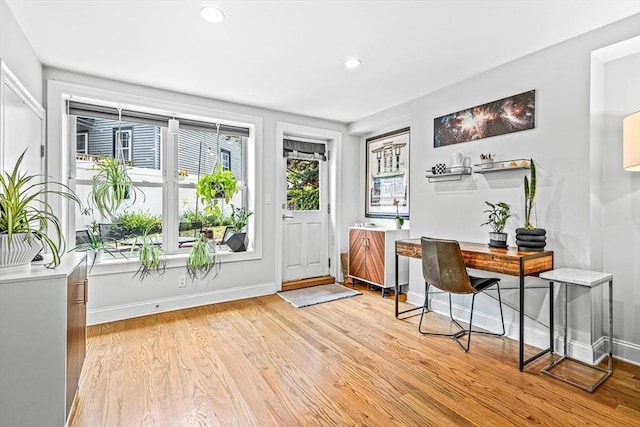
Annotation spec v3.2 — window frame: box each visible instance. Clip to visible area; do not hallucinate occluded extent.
[47,81,263,275]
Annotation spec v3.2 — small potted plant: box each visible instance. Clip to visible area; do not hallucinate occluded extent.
[196,165,238,218]
[132,228,166,280]
[481,201,510,248]
[516,159,547,251]
[392,198,404,229]
[225,204,253,252]
[0,149,81,269]
[68,227,120,271]
[89,156,139,219]
[187,233,220,280]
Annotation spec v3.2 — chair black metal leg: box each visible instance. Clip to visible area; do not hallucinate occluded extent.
[453,294,475,352]
[418,282,430,333]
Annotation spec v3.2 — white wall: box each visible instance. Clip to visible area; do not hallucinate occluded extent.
[0,0,41,103]
[349,14,640,364]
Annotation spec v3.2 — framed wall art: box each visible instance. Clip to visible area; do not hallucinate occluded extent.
[365,127,410,219]
[434,90,535,147]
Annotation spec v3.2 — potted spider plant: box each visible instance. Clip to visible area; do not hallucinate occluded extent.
[516,159,547,251]
[88,156,138,219]
[0,150,81,269]
[481,201,511,248]
[132,229,166,280]
[68,227,120,271]
[186,233,220,280]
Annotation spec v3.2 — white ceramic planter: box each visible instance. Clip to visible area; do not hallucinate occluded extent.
[0,233,42,269]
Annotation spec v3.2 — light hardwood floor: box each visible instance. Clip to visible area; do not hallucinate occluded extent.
[71,284,640,426]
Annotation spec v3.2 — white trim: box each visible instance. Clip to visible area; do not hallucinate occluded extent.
[87,282,276,325]
[275,122,342,290]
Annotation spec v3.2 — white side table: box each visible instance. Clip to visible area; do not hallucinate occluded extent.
[539,268,613,392]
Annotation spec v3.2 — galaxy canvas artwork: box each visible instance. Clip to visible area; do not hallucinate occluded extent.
[434,90,535,147]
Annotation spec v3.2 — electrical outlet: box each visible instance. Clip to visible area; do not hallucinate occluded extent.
[178,275,186,288]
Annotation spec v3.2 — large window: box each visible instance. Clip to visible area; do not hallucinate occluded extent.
[68,101,252,257]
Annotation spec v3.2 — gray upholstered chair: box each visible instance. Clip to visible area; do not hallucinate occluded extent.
[419,237,505,352]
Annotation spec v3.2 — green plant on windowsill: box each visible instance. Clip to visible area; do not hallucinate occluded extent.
[67,227,121,271]
[132,228,166,281]
[0,149,81,268]
[230,204,253,232]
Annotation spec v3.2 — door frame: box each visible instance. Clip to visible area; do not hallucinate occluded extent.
[275,122,342,290]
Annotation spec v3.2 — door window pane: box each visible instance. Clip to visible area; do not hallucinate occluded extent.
[287,159,319,211]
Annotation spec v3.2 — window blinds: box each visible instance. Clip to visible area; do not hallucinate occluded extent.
[283,138,327,161]
[67,101,250,137]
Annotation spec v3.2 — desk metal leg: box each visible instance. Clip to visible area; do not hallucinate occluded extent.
[519,260,524,371]
[395,252,399,317]
[608,279,613,372]
[549,281,554,353]
[520,261,554,371]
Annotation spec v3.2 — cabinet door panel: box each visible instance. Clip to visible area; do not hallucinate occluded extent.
[366,231,386,285]
[66,261,87,418]
[348,229,367,279]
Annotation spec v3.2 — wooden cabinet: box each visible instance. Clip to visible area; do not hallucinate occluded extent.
[0,254,87,427]
[348,227,409,293]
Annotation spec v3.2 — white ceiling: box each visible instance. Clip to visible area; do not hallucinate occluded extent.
[6,0,640,123]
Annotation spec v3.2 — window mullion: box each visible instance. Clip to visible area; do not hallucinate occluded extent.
[162,128,179,252]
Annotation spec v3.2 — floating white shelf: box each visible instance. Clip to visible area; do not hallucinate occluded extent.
[425,166,472,182]
[474,159,531,174]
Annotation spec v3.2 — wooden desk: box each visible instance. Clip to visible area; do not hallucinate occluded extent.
[395,238,554,371]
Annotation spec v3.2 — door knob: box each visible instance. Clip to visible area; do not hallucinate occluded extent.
[282,214,294,220]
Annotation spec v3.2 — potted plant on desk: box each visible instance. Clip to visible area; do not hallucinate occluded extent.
[481,201,510,248]
[516,159,547,251]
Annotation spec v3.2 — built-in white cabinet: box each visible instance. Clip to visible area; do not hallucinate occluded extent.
[348,226,409,295]
[0,253,87,427]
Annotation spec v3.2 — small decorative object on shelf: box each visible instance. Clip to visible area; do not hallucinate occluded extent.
[474,158,531,174]
[392,198,404,229]
[479,153,494,169]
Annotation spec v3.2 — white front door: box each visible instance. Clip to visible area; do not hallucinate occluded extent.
[282,154,329,282]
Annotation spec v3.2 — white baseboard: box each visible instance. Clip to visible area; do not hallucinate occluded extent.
[407,290,640,366]
[87,282,276,325]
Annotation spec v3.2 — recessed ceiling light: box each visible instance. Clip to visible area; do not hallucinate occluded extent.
[200,6,225,23]
[344,58,361,69]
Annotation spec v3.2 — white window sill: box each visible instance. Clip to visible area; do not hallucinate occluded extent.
[86,248,260,276]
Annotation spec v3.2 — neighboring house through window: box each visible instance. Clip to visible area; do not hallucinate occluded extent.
[76,132,88,154]
[113,128,132,162]
[221,149,231,171]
